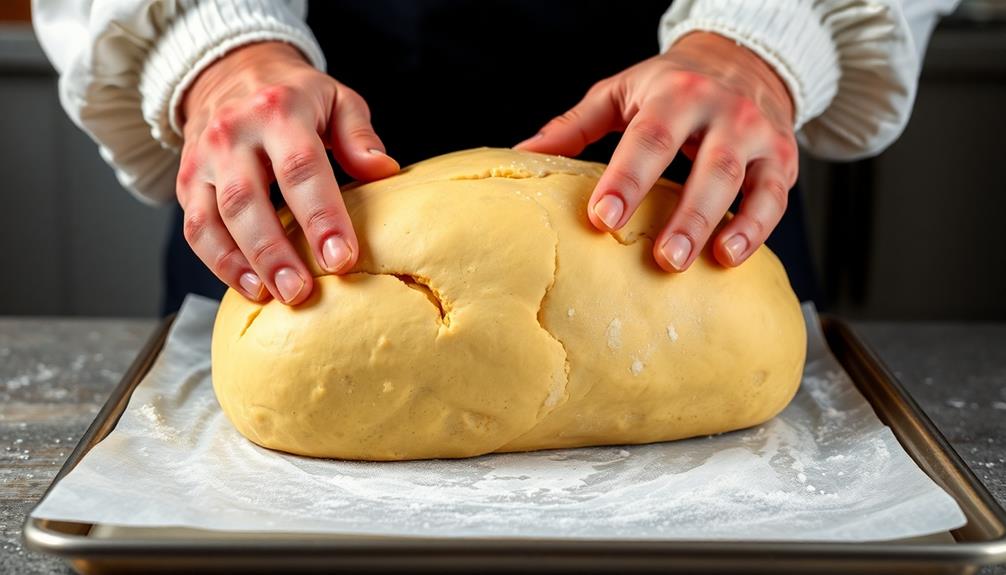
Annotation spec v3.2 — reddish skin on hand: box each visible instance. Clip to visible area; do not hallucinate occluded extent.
[177,42,399,305]
[516,32,798,273]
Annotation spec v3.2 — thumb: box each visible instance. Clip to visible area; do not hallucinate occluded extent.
[514,81,621,157]
[327,85,400,181]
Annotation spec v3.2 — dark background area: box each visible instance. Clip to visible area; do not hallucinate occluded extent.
[0,1,1004,319]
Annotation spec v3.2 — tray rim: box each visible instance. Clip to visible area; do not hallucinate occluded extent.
[21,313,1006,571]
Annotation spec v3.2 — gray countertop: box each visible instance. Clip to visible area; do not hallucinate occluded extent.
[1,317,1004,574]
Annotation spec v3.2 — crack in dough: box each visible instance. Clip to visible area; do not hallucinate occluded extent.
[212,148,806,461]
[531,207,571,416]
[237,308,262,339]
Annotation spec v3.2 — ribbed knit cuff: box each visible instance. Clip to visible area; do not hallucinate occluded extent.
[139,0,326,150]
[659,0,840,130]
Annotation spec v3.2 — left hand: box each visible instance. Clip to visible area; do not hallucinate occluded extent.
[516,32,798,272]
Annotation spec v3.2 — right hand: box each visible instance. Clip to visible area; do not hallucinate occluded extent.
[177,41,399,305]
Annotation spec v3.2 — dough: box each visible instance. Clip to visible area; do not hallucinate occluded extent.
[211,148,806,461]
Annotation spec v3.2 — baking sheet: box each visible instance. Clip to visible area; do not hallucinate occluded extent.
[31,296,966,541]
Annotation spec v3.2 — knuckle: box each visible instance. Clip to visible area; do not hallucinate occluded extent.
[554,108,582,127]
[303,206,343,237]
[212,246,243,275]
[345,125,378,143]
[606,166,644,197]
[631,119,676,155]
[249,236,286,265]
[733,98,762,126]
[773,136,799,168]
[206,114,237,147]
[176,156,199,189]
[586,77,612,96]
[707,148,745,183]
[182,211,208,244]
[278,150,322,186]
[747,215,768,239]
[681,208,714,234]
[252,85,296,115]
[671,71,709,95]
[336,86,372,121]
[763,179,791,210]
[217,180,256,220]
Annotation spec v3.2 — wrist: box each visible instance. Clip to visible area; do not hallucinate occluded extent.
[181,41,311,131]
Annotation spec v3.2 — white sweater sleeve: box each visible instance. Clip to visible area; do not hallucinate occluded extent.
[32,0,326,204]
[658,0,960,161]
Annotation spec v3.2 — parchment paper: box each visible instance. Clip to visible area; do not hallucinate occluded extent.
[32,296,966,541]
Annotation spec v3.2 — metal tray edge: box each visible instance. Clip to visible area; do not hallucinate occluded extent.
[20,314,1006,571]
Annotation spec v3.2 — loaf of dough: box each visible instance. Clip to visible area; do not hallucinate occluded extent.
[211,148,806,461]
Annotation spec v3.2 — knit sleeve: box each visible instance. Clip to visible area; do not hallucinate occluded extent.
[658,0,960,160]
[32,0,325,204]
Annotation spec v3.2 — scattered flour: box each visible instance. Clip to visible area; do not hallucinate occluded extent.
[946,399,967,409]
[992,402,1006,410]
[630,359,644,376]
[566,308,575,319]
[5,364,60,392]
[666,325,679,342]
[30,298,967,543]
[138,401,178,442]
[605,318,622,350]
[5,374,30,392]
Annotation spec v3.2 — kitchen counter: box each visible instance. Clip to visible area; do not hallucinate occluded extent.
[1,317,1004,574]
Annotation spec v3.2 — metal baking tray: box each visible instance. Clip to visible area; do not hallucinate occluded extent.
[23,315,1006,574]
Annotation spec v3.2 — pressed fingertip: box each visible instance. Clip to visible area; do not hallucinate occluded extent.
[343,149,399,181]
[239,272,266,300]
[592,195,625,230]
[274,267,306,304]
[659,234,692,272]
[723,234,750,266]
[322,235,354,273]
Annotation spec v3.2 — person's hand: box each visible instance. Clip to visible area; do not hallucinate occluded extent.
[177,41,399,304]
[517,32,797,272]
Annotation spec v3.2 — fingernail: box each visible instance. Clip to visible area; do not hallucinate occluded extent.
[274,267,305,303]
[724,234,749,264]
[660,234,692,271]
[239,272,264,300]
[593,195,624,229]
[322,235,353,272]
[368,148,400,169]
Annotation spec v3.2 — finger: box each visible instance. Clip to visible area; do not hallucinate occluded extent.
[180,182,267,301]
[514,80,623,156]
[713,160,791,267]
[587,97,700,232]
[264,119,359,276]
[213,148,314,305]
[654,124,751,272]
[327,85,399,181]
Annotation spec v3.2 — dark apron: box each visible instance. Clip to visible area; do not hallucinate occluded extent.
[163,0,819,314]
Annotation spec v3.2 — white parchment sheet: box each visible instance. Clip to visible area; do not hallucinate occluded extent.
[33,296,966,541]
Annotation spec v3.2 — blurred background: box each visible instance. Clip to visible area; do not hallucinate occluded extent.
[1,1,1004,320]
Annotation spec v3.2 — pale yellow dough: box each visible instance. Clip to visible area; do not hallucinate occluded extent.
[211,148,806,460]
